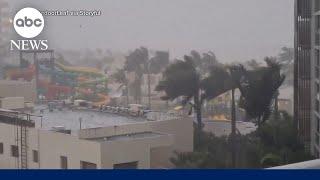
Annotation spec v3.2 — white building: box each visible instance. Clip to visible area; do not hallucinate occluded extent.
[0,109,193,169]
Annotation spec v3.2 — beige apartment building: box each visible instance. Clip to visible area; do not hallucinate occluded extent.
[0,80,37,102]
[0,109,193,169]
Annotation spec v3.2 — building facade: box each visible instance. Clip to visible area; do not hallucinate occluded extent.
[295,0,320,157]
[295,0,312,153]
[0,109,193,169]
[312,0,320,157]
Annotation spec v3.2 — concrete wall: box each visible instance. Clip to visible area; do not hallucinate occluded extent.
[0,114,192,169]
[0,123,19,168]
[100,134,173,169]
[0,120,176,169]
[79,117,193,169]
[79,122,153,139]
[149,117,194,168]
[35,130,101,169]
[0,80,36,102]
[0,97,25,110]
[0,122,101,169]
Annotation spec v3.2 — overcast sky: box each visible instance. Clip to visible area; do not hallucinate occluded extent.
[9,0,293,62]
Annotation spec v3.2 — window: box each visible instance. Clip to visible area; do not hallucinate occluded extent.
[315,146,320,159]
[11,145,19,157]
[33,150,39,163]
[113,161,138,169]
[316,133,320,146]
[0,143,3,154]
[80,161,97,169]
[316,0,320,12]
[316,50,320,67]
[60,156,68,169]
[318,116,320,133]
[316,83,320,94]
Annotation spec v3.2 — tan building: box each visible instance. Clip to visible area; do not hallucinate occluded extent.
[0,80,37,102]
[0,109,193,169]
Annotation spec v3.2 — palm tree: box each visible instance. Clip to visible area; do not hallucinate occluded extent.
[156,54,231,142]
[156,56,203,131]
[238,57,285,128]
[148,51,170,108]
[202,64,245,167]
[124,47,149,104]
[112,69,129,106]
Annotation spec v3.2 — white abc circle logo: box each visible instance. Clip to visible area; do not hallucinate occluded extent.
[13,7,44,38]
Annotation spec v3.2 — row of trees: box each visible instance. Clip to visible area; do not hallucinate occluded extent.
[154,50,298,168]
[112,46,302,168]
[170,111,313,168]
[112,47,169,108]
[155,54,284,131]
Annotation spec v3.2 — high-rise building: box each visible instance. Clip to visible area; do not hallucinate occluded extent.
[294,0,312,152]
[295,0,320,158]
[312,0,320,158]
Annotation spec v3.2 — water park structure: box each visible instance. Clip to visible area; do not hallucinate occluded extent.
[4,50,110,106]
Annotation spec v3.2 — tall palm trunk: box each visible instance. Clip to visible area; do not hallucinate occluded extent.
[194,90,202,144]
[126,83,129,106]
[274,90,279,119]
[231,88,236,168]
[147,71,151,109]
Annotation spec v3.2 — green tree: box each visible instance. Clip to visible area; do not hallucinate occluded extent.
[124,47,149,104]
[238,57,285,127]
[125,48,169,107]
[112,69,129,106]
[156,56,203,131]
[171,111,314,169]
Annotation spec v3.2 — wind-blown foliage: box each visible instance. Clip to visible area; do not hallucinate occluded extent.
[124,47,149,103]
[112,69,129,105]
[149,51,170,74]
[238,57,285,126]
[156,54,230,132]
[171,111,314,169]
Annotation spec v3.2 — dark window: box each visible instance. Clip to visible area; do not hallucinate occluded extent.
[315,146,320,158]
[113,161,138,169]
[60,156,68,169]
[316,83,320,93]
[316,0,320,12]
[317,116,320,133]
[33,150,39,163]
[316,50,320,67]
[316,133,320,146]
[80,161,97,169]
[0,143,3,154]
[316,99,320,113]
[11,145,19,157]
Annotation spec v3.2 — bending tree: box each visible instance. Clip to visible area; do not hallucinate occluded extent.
[112,69,129,106]
[156,54,230,140]
[238,57,285,127]
[124,47,149,104]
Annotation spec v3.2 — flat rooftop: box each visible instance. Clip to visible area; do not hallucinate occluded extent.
[85,132,165,142]
[33,105,147,132]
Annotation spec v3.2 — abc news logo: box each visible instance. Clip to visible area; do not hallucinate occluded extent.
[15,16,43,28]
[10,7,48,51]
